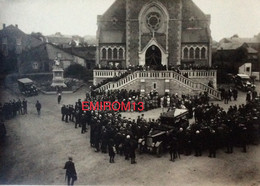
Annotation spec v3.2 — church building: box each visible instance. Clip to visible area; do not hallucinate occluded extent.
[96,0,212,69]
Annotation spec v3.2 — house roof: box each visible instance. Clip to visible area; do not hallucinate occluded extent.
[20,43,85,64]
[247,47,258,54]
[46,36,72,45]
[17,78,33,84]
[0,24,43,50]
[217,42,243,50]
[62,46,96,60]
[99,30,125,43]
[182,28,209,43]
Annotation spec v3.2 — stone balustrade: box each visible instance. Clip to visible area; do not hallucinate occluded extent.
[95,70,220,100]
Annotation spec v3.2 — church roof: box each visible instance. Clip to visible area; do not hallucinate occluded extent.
[182,28,209,43]
[99,30,125,44]
[99,0,126,22]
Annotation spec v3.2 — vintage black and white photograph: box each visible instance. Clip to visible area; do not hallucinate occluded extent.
[0,0,260,185]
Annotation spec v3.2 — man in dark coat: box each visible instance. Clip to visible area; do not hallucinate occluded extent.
[35,100,41,116]
[232,89,238,101]
[81,114,87,134]
[129,137,137,164]
[194,130,202,157]
[65,105,69,123]
[61,105,66,121]
[22,99,27,114]
[58,93,62,104]
[64,157,77,186]
[208,130,217,158]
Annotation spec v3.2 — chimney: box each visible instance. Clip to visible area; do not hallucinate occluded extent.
[15,24,18,28]
[3,24,5,29]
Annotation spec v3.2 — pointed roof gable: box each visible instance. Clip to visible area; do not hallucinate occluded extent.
[99,0,126,22]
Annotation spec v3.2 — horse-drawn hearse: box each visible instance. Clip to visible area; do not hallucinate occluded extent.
[138,108,189,156]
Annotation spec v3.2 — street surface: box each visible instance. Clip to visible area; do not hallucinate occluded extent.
[0,84,260,185]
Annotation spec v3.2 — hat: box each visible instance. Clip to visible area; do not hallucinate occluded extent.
[196,130,200,134]
[126,135,130,139]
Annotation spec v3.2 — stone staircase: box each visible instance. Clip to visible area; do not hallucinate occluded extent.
[94,70,221,100]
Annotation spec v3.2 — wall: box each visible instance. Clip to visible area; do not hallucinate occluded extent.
[117,78,198,96]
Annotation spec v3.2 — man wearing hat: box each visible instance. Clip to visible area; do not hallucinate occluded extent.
[64,157,77,186]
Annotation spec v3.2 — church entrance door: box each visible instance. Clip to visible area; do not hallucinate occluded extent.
[145,45,162,69]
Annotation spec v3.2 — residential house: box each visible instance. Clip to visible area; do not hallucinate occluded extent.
[62,46,96,70]
[19,43,86,74]
[0,24,43,73]
[214,35,259,73]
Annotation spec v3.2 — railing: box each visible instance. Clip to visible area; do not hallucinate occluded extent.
[97,71,140,92]
[180,70,217,78]
[93,70,127,78]
[93,69,217,78]
[95,70,221,100]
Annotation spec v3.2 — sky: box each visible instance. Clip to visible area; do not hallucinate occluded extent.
[0,0,259,41]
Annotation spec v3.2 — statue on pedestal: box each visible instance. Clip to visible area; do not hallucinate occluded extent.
[51,58,67,89]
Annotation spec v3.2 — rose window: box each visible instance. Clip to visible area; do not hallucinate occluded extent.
[146,12,161,30]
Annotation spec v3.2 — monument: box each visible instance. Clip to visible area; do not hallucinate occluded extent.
[51,58,67,88]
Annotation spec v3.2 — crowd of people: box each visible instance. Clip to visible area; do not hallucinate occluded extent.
[61,88,260,164]
[0,98,28,121]
[0,98,28,143]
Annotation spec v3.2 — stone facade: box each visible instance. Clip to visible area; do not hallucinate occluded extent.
[97,0,212,68]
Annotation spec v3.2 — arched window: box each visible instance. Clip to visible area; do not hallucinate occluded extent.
[108,48,112,59]
[195,47,200,59]
[119,48,124,59]
[102,48,106,59]
[113,48,118,59]
[201,47,206,59]
[190,47,194,59]
[183,48,188,59]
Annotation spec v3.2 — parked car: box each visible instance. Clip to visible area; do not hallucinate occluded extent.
[17,78,38,96]
[234,74,255,91]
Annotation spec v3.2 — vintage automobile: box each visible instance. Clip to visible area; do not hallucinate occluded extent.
[234,74,255,91]
[138,108,189,156]
[17,78,38,97]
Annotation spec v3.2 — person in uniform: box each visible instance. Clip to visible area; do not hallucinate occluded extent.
[64,157,77,186]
